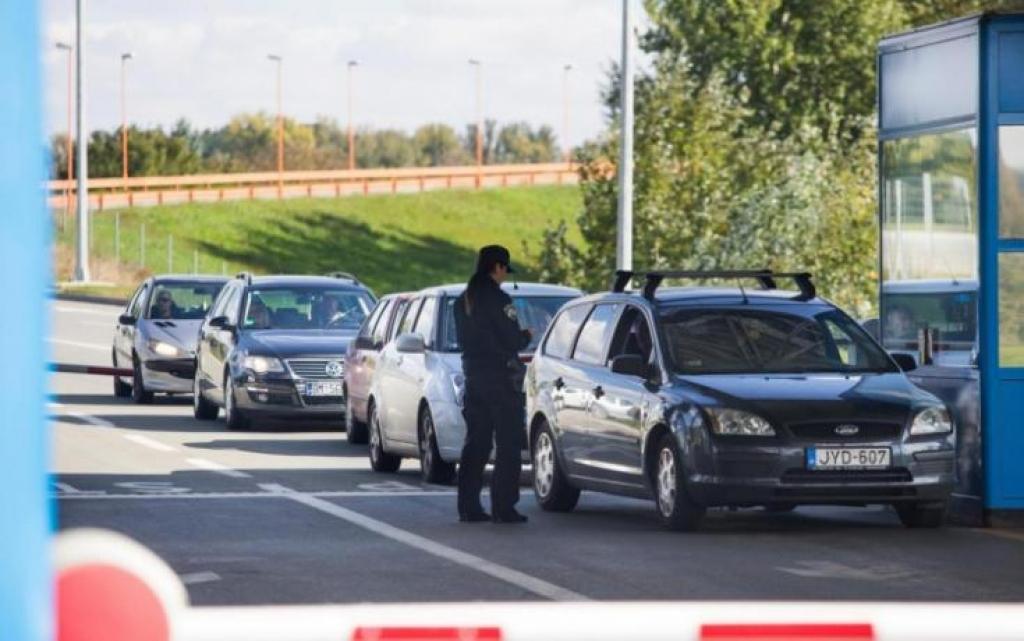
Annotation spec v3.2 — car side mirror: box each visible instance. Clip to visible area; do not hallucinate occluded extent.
[208,315,232,330]
[890,352,918,372]
[610,354,650,378]
[118,313,136,326]
[395,332,426,354]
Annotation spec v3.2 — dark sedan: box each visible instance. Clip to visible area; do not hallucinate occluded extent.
[525,270,955,531]
[193,273,375,429]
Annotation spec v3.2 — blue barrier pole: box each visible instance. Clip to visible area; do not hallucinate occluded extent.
[0,0,52,638]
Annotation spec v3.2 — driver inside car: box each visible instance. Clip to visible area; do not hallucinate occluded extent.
[247,297,272,329]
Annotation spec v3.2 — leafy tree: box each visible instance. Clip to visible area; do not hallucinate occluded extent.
[413,123,471,166]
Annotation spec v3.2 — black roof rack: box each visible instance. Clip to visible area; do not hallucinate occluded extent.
[612,269,816,301]
[235,271,252,284]
[325,271,361,284]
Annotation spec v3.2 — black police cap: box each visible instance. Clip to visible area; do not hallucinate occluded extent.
[476,244,516,273]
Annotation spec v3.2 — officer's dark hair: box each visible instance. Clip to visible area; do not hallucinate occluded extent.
[464,258,506,316]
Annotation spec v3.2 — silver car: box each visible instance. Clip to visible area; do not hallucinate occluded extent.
[367,282,581,483]
[113,275,228,403]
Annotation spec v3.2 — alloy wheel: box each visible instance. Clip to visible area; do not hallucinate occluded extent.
[370,411,381,466]
[534,432,555,499]
[657,447,677,518]
[225,376,235,421]
[420,414,434,473]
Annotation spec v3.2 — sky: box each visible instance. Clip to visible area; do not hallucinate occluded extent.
[41,0,641,151]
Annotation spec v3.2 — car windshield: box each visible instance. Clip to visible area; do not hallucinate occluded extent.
[659,306,897,375]
[241,287,374,331]
[882,291,978,357]
[442,295,574,352]
[147,282,224,320]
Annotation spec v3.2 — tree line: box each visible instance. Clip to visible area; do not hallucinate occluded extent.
[529,0,1019,316]
[49,114,560,179]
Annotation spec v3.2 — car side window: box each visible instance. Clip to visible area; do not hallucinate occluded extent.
[543,304,592,359]
[387,300,410,341]
[398,298,423,336]
[361,299,389,341]
[413,297,437,346]
[128,284,149,318]
[572,303,621,365]
[223,287,244,325]
[208,283,234,320]
[372,300,398,345]
[607,305,656,365]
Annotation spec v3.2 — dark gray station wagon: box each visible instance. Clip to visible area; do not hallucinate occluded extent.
[525,270,955,531]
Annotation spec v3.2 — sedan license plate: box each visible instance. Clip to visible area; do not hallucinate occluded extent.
[806,447,891,470]
[303,381,343,397]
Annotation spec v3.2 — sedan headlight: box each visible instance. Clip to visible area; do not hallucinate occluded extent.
[450,372,466,407]
[706,408,775,436]
[148,340,181,358]
[244,355,285,374]
[910,407,952,436]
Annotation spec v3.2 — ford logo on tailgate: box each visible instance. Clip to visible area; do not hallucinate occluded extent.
[834,424,860,436]
[325,360,344,378]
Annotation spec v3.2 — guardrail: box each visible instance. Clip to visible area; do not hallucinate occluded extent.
[47,162,579,211]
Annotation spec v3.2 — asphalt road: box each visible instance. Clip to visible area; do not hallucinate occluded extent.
[51,300,1024,606]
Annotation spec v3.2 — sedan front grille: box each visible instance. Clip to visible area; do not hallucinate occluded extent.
[787,421,902,441]
[287,358,345,380]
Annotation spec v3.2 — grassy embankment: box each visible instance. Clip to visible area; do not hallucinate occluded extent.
[53,185,584,298]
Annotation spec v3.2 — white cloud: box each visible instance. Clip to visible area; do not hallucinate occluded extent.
[41,0,644,152]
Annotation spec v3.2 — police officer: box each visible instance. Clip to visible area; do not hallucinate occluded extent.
[454,245,531,523]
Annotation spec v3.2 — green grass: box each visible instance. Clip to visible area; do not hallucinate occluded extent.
[54,186,584,296]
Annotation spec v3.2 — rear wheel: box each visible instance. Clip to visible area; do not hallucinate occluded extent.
[193,369,218,420]
[895,501,947,528]
[223,372,249,430]
[368,403,401,473]
[532,422,580,512]
[654,434,705,531]
[131,355,154,404]
[418,406,455,484]
[112,351,131,398]
[345,392,368,444]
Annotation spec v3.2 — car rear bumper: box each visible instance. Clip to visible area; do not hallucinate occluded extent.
[684,438,955,507]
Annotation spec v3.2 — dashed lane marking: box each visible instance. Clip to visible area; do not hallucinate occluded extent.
[185,457,252,479]
[123,433,178,452]
[260,482,588,602]
[60,411,115,428]
[180,571,221,586]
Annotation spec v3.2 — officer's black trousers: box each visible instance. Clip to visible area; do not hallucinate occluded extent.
[458,379,525,517]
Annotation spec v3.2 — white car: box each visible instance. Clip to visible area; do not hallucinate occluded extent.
[366,282,581,483]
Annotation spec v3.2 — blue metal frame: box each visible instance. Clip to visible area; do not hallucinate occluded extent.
[981,15,1024,511]
[0,0,51,637]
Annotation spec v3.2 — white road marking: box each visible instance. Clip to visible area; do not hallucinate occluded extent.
[60,411,115,428]
[123,433,178,452]
[54,489,458,500]
[260,483,588,602]
[776,560,917,581]
[186,458,252,479]
[53,482,105,496]
[180,571,221,586]
[53,304,120,316]
[357,480,423,492]
[114,481,192,495]
[48,337,109,352]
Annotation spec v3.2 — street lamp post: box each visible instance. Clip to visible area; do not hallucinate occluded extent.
[120,52,133,191]
[562,63,573,165]
[57,42,73,229]
[468,58,482,187]
[74,0,89,282]
[616,0,635,273]
[347,60,357,171]
[267,53,283,197]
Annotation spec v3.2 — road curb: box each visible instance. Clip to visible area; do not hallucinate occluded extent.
[53,292,127,306]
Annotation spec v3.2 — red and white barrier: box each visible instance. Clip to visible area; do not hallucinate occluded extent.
[50,362,132,377]
[55,529,1024,641]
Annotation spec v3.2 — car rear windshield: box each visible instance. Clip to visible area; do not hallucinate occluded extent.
[147,282,224,320]
[441,295,574,352]
[242,287,374,331]
[659,306,897,375]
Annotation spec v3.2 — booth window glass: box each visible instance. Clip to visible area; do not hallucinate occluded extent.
[881,128,978,365]
[1000,127,1024,238]
[999,253,1024,367]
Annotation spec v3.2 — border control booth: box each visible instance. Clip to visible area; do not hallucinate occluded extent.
[878,12,1024,525]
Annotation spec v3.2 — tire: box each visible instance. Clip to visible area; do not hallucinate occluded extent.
[531,422,580,512]
[418,405,455,484]
[368,402,401,473]
[131,355,154,404]
[345,392,368,444]
[112,351,132,398]
[192,369,218,420]
[653,433,705,531]
[895,501,947,528]
[223,372,249,430]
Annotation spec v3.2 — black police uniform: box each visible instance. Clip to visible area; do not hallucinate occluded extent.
[454,259,530,522]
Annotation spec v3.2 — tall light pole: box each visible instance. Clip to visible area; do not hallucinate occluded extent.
[562,63,573,165]
[57,42,73,227]
[74,0,90,282]
[347,60,357,171]
[267,53,283,197]
[468,59,482,186]
[120,51,133,189]
[616,0,635,273]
